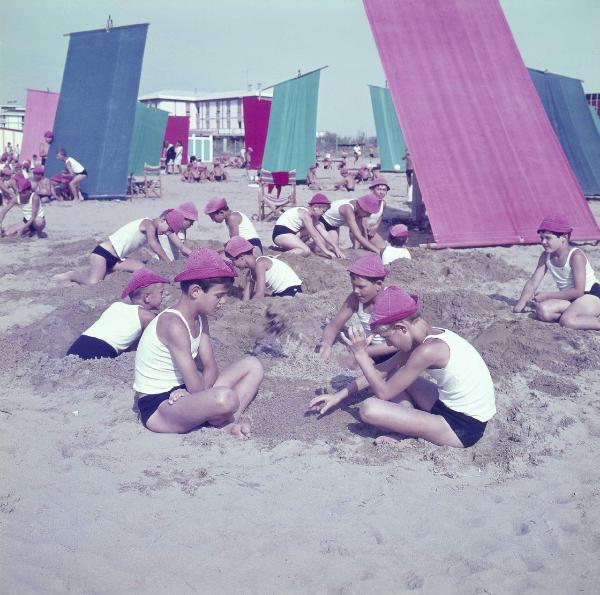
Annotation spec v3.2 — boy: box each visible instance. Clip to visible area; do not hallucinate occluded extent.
[225,236,303,299]
[204,196,263,253]
[310,286,496,448]
[0,166,18,235]
[56,148,87,201]
[133,248,264,437]
[158,201,199,260]
[30,165,54,202]
[67,269,169,359]
[381,224,411,265]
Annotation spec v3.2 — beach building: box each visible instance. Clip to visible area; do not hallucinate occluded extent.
[139,88,273,160]
[0,102,25,155]
[586,92,600,117]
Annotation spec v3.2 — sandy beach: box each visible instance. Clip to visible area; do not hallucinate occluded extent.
[1,166,599,594]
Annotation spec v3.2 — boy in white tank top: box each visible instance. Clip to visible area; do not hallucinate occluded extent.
[204,196,263,254]
[514,214,600,330]
[225,236,303,299]
[2,178,46,239]
[67,269,168,360]
[132,248,264,437]
[310,286,496,448]
[52,209,185,285]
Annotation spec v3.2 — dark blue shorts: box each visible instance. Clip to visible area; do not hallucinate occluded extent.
[585,282,600,299]
[430,400,488,448]
[137,384,185,427]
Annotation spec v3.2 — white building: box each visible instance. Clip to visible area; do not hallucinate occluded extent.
[138,89,272,159]
[0,103,25,131]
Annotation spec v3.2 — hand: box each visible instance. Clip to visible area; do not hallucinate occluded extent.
[340,325,372,356]
[335,249,347,259]
[533,292,548,303]
[308,393,342,416]
[512,303,524,314]
[318,344,332,360]
[168,388,190,404]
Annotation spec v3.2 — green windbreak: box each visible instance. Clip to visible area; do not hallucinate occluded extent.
[128,103,169,175]
[262,70,321,181]
[369,85,406,172]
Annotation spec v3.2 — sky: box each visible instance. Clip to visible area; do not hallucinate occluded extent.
[1,0,599,137]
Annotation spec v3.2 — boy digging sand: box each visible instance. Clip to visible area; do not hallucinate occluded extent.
[134,249,263,436]
[310,287,496,448]
[67,269,168,360]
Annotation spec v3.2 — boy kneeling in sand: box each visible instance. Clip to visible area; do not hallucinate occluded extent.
[67,269,168,360]
[310,287,496,448]
[134,249,263,436]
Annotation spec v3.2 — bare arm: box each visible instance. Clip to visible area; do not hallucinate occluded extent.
[226,212,241,238]
[341,205,380,253]
[137,308,156,330]
[513,253,547,312]
[534,250,588,303]
[314,221,345,257]
[252,258,269,298]
[166,231,192,256]
[242,270,254,302]
[141,219,171,262]
[300,211,335,257]
[196,315,218,388]
[318,294,356,356]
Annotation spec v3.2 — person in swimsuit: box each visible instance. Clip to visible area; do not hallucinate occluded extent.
[310,286,496,448]
[30,165,54,203]
[39,130,53,165]
[133,248,264,437]
[157,201,199,260]
[52,209,185,285]
[271,193,343,258]
[306,162,321,190]
[0,165,19,235]
[3,178,46,238]
[318,254,397,364]
[225,236,303,299]
[211,162,228,182]
[319,194,385,256]
[513,214,600,330]
[56,148,87,201]
[67,269,169,360]
[204,197,263,254]
[334,167,356,192]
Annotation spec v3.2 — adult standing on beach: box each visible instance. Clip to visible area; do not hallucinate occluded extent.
[39,131,53,165]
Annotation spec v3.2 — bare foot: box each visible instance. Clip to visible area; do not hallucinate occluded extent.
[226,423,251,440]
[374,434,403,446]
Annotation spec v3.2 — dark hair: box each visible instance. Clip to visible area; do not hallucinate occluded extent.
[539,229,570,238]
[57,148,67,156]
[389,235,407,247]
[180,277,234,293]
[349,272,386,283]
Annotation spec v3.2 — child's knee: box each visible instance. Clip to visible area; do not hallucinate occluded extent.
[535,302,553,321]
[299,245,311,257]
[214,387,239,414]
[559,312,577,329]
[243,356,264,380]
[359,397,382,425]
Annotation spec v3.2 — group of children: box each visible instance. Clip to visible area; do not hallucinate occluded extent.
[54,182,599,447]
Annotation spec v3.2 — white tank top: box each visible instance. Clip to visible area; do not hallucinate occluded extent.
[381,245,411,265]
[256,256,302,294]
[276,207,309,233]
[21,194,45,219]
[66,156,85,174]
[134,309,202,394]
[83,302,142,353]
[356,301,385,344]
[366,200,384,226]
[424,328,496,422]
[109,218,150,258]
[322,199,353,228]
[546,247,597,291]
[234,211,260,240]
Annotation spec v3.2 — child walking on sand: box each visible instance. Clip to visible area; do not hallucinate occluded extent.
[53,209,185,285]
[204,197,262,253]
[133,248,264,437]
[513,214,600,330]
[272,193,344,259]
[67,269,169,360]
[310,287,496,448]
[56,148,87,201]
[225,236,303,299]
[318,254,397,364]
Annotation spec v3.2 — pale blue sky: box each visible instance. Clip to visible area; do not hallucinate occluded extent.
[1,0,598,136]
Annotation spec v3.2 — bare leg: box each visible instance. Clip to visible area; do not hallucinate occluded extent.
[113,258,145,273]
[273,233,311,256]
[70,174,86,201]
[559,295,600,330]
[52,252,107,284]
[536,299,571,323]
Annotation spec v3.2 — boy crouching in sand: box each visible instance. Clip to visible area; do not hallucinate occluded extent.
[134,249,264,437]
[513,214,600,330]
[225,236,303,299]
[310,287,496,448]
[67,269,168,359]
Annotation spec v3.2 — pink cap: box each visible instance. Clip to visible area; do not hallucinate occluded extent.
[165,209,186,234]
[44,130,53,138]
[121,268,169,299]
[16,177,32,193]
[33,165,45,175]
[0,153,7,162]
[537,213,572,235]
[204,197,228,214]
[371,286,421,327]
[347,254,389,279]
[174,248,237,281]
[1,166,11,176]
[357,194,380,214]
[308,192,330,206]
[369,176,390,190]
[225,236,255,258]
[22,160,31,167]
[389,224,409,238]
[14,162,22,168]
[177,201,199,221]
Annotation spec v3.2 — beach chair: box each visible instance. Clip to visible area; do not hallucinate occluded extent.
[258,169,297,221]
[143,163,162,198]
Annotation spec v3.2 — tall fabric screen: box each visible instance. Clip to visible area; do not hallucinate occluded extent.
[164,116,189,165]
[363,0,600,246]
[128,103,169,176]
[529,69,600,197]
[369,85,406,172]
[20,89,59,163]
[262,70,321,181]
[242,96,271,169]
[45,24,148,199]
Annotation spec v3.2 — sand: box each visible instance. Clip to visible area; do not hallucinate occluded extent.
[1,167,600,594]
